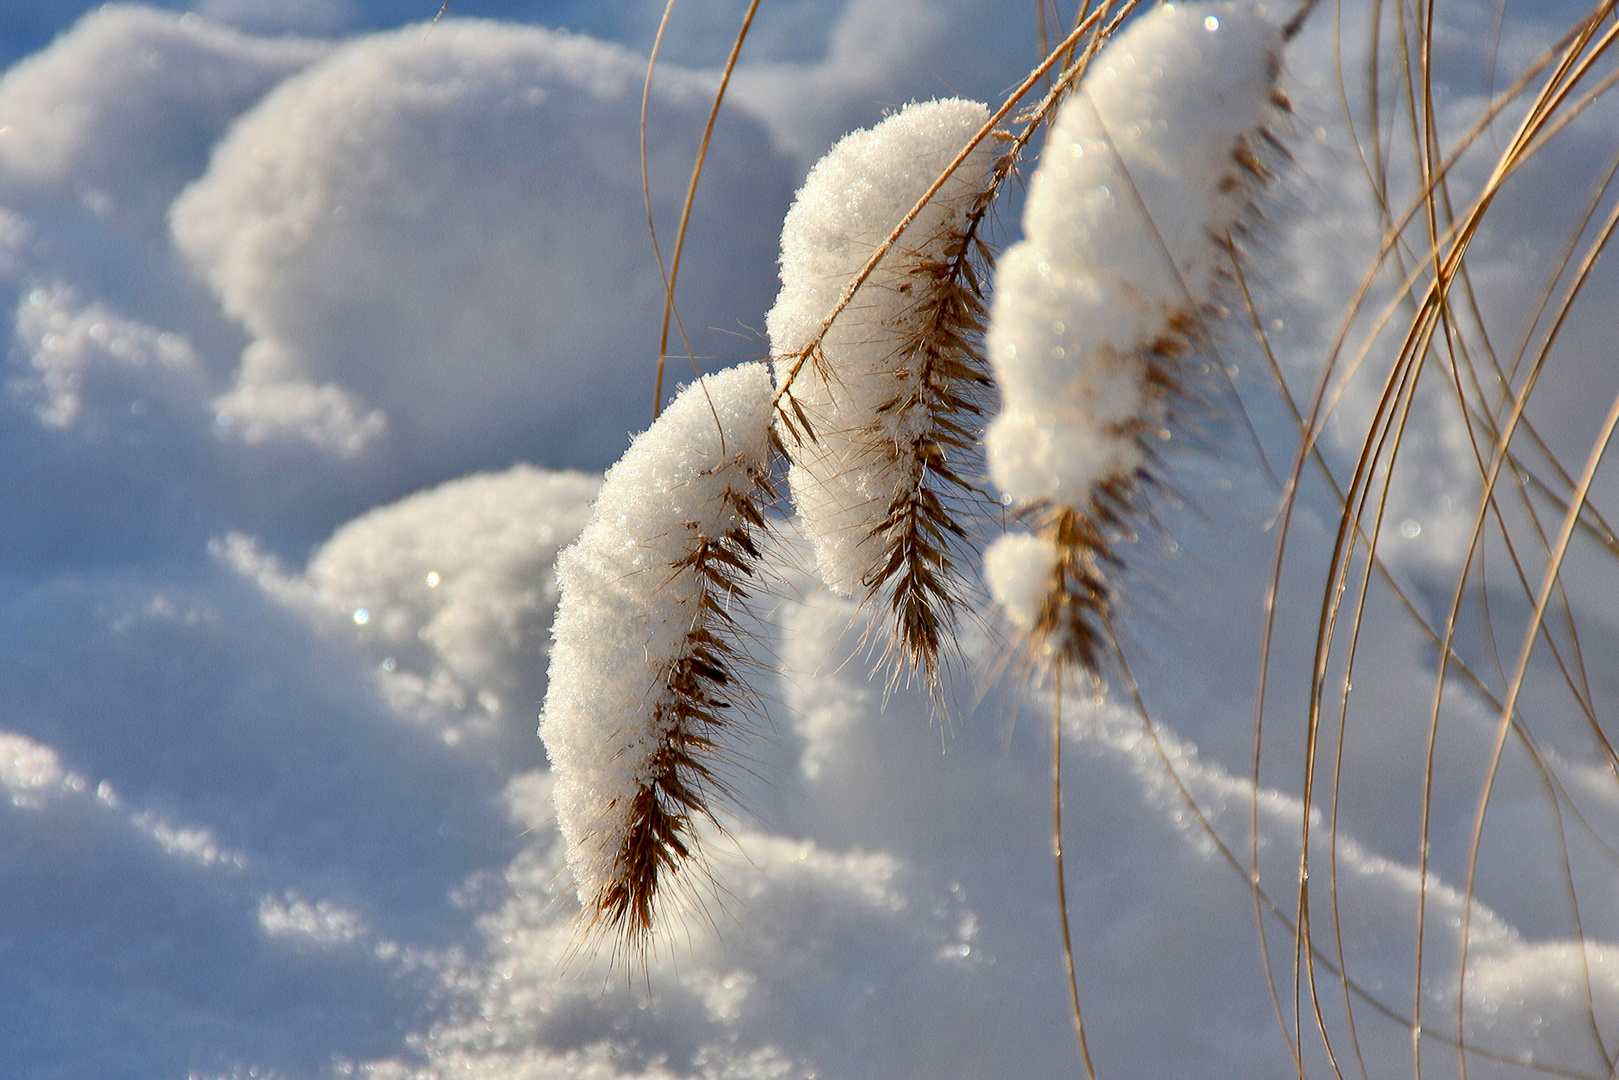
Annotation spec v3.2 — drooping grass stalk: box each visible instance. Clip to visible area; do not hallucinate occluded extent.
[540,362,774,955]
[983,1,1290,677]
[1052,666,1099,1080]
[767,98,997,690]
[641,0,761,420]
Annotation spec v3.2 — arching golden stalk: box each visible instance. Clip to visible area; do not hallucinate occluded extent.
[1248,2,1619,1076]
[640,0,761,420]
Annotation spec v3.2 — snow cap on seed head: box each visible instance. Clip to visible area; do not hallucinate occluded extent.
[987,1,1282,510]
[541,361,774,940]
[768,97,994,595]
[983,1,1286,671]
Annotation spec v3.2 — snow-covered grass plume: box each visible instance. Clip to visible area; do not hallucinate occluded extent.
[539,362,775,950]
[768,97,996,687]
[984,1,1287,670]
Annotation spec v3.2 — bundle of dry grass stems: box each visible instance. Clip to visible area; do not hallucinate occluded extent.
[545,0,1619,1076]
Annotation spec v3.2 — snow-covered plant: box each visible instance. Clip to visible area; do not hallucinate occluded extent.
[982,0,1288,673]
[545,0,1300,964]
[539,361,774,951]
[767,97,997,688]
[534,0,1619,1071]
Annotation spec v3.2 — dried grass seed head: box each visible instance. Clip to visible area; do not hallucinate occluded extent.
[766,97,998,688]
[539,361,775,951]
[984,1,1288,672]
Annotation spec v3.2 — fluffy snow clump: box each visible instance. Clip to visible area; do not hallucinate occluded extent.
[768,97,993,595]
[540,362,775,940]
[985,0,1283,508]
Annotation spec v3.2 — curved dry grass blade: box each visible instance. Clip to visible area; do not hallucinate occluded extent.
[641,0,679,418]
[1230,244,1311,1076]
[1288,311,1426,1080]
[1109,617,1610,1080]
[1053,667,1100,1080]
[1239,223,1619,1080]
[1455,388,1619,1080]
[651,0,761,419]
[1251,14,1619,1073]
[1412,147,1619,1080]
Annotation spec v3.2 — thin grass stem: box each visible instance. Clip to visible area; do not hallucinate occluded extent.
[1053,665,1099,1080]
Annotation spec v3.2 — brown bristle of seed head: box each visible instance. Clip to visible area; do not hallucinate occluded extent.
[857,197,998,694]
[1259,125,1293,161]
[586,469,770,952]
[1232,139,1273,182]
[1027,507,1113,674]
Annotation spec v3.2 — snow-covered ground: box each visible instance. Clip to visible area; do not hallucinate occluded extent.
[0,1,1615,1077]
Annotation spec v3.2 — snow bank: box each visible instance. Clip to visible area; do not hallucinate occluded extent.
[9,282,205,431]
[171,19,791,467]
[0,5,326,235]
[306,465,599,731]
